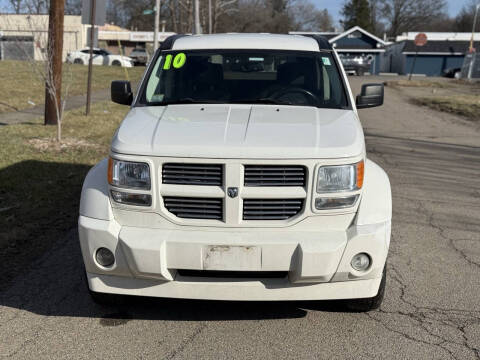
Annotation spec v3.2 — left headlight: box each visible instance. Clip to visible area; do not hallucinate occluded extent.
[316,161,364,193]
[108,158,151,190]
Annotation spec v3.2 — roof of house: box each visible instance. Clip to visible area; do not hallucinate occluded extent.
[401,40,469,54]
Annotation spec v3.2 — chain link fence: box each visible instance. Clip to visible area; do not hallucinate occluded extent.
[461,52,480,79]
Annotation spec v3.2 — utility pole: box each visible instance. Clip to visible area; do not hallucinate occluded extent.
[194,0,201,34]
[208,0,212,34]
[44,0,65,125]
[469,3,480,53]
[154,0,160,51]
[85,0,96,116]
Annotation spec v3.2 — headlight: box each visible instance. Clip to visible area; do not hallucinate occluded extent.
[316,161,364,193]
[108,158,151,189]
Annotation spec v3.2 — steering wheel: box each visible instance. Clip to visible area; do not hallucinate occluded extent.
[268,87,320,106]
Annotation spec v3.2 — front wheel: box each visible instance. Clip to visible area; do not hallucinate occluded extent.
[112,60,122,66]
[343,266,386,312]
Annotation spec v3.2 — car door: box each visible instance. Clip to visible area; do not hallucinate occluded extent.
[92,50,105,65]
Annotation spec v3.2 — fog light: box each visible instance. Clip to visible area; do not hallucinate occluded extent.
[351,253,370,272]
[96,247,115,267]
[315,195,359,210]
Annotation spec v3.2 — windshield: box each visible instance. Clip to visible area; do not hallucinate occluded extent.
[139,50,348,108]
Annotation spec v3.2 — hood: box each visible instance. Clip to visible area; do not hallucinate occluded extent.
[111,104,364,159]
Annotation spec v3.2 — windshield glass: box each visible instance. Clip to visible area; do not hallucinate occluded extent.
[139,50,348,108]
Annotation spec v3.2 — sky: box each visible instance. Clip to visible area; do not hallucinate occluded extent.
[317,0,473,26]
[0,0,474,25]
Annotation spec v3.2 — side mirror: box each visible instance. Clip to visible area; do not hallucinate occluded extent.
[111,80,133,105]
[356,83,384,109]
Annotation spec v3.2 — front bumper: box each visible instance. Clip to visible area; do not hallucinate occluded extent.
[79,215,390,301]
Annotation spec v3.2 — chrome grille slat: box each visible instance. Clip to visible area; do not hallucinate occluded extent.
[244,165,307,187]
[164,197,223,220]
[243,199,304,220]
[163,163,223,186]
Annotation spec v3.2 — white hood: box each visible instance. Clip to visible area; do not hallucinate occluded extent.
[111,104,365,159]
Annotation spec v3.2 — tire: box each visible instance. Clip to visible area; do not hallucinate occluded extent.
[343,266,386,312]
[84,271,127,306]
[73,58,84,65]
[357,68,364,76]
[112,60,122,67]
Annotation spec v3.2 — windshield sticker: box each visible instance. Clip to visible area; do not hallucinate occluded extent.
[163,53,187,70]
[322,57,331,66]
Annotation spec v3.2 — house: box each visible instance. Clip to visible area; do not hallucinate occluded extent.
[290,26,387,74]
[383,32,477,76]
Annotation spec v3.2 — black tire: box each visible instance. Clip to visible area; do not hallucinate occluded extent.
[344,266,386,312]
[112,60,122,66]
[74,58,83,65]
[84,272,127,306]
[357,68,364,76]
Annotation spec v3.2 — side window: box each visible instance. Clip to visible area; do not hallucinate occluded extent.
[81,49,89,54]
[145,56,163,102]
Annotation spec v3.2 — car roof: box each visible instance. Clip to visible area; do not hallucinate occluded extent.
[171,33,323,52]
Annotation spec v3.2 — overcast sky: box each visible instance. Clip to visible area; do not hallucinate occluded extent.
[318,0,473,26]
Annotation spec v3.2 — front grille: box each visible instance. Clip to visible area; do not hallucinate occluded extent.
[163,163,223,186]
[164,197,223,220]
[243,199,304,220]
[244,165,307,187]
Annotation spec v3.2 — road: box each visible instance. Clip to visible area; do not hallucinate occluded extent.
[1,77,479,359]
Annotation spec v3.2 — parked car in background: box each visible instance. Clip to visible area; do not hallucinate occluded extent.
[66,48,134,67]
[129,48,150,66]
[338,54,371,76]
[443,67,461,79]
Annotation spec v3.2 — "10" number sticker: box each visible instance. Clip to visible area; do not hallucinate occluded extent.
[163,53,187,70]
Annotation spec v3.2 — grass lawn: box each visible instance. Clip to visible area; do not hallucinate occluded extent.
[412,95,480,120]
[0,60,145,113]
[0,100,130,290]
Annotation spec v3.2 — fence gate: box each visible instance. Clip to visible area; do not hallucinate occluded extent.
[461,53,480,79]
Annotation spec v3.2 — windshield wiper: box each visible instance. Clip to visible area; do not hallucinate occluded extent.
[151,98,224,106]
[232,98,293,105]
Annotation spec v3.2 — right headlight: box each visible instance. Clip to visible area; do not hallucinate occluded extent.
[108,158,152,206]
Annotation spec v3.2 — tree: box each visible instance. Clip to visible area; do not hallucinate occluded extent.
[8,0,23,13]
[379,0,447,36]
[454,0,480,32]
[341,0,374,32]
[289,0,334,32]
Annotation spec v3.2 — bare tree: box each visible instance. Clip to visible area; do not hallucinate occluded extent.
[8,0,24,13]
[290,0,334,32]
[379,0,447,36]
[2,15,73,142]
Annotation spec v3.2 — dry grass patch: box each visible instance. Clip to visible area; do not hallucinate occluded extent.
[384,79,452,88]
[412,95,480,120]
[0,60,145,113]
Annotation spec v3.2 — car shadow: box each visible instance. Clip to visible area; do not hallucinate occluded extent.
[0,160,354,323]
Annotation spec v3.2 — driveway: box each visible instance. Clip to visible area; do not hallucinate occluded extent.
[1,76,479,359]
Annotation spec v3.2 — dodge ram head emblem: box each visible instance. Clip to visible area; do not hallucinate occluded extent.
[227,187,238,198]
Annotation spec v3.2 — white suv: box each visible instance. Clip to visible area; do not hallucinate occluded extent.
[79,33,391,311]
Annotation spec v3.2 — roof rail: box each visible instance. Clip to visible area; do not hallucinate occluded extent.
[298,34,332,50]
[160,34,189,51]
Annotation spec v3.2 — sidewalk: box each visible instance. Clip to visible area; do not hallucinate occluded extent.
[0,88,110,125]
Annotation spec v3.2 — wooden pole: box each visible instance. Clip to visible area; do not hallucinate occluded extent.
[85,0,96,116]
[44,0,65,125]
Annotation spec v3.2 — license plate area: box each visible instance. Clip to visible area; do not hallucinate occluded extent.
[203,245,261,271]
